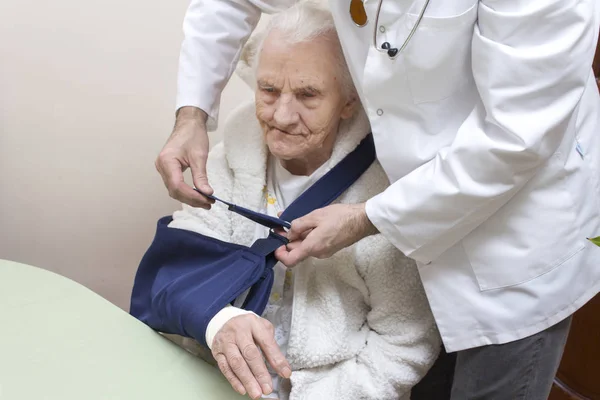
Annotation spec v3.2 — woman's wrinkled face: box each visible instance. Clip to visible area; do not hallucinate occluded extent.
[255,31,356,171]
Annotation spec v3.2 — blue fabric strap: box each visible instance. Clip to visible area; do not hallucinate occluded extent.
[280,134,376,222]
[196,133,376,234]
[200,193,292,230]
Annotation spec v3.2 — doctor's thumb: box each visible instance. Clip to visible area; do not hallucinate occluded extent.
[190,159,213,195]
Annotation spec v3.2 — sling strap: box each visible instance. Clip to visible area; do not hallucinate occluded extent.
[198,132,376,236]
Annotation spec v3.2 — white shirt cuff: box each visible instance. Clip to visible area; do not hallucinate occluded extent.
[205,306,255,349]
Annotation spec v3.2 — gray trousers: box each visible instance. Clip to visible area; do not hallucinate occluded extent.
[411,316,572,400]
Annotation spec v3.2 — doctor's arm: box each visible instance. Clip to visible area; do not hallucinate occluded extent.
[156,0,295,208]
[290,237,440,399]
[280,0,599,265]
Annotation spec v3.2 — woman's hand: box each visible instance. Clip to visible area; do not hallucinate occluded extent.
[211,314,291,399]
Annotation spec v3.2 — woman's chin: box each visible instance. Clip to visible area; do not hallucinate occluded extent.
[269,148,299,161]
[267,140,303,160]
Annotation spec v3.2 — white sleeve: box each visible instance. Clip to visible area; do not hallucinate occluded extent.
[205,305,255,349]
[176,0,297,130]
[366,0,599,263]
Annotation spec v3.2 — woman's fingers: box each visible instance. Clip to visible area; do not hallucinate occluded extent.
[223,342,263,399]
[212,314,287,398]
[253,319,291,379]
[214,353,246,395]
[238,331,274,396]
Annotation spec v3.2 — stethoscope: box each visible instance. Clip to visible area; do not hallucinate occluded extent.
[356,0,431,59]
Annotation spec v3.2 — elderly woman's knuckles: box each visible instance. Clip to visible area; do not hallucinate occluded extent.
[227,355,246,373]
[241,343,262,360]
[213,329,239,348]
[215,355,230,371]
[259,317,275,333]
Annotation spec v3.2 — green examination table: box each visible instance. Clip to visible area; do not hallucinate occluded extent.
[0,259,244,400]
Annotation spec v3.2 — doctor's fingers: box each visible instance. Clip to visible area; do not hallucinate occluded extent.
[275,240,312,267]
[287,211,323,242]
[289,232,336,259]
[156,117,214,209]
[253,318,291,379]
[188,150,214,200]
[155,155,212,210]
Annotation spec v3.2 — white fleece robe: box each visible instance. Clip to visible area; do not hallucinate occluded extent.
[168,95,441,399]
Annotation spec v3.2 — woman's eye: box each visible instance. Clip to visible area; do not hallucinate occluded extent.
[302,92,315,98]
[263,87,275,93]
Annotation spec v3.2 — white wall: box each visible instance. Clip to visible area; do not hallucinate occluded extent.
[0,0,259,310]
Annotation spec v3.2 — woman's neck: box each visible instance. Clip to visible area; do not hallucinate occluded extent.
[279,151,331,176]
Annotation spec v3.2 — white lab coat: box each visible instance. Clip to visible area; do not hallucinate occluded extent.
[176,0,600,352]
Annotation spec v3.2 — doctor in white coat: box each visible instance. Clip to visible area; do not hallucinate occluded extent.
[156,0,600,398]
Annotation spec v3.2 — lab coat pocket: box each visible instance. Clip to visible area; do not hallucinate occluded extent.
[462,153,586,291]
[402,4,478,104]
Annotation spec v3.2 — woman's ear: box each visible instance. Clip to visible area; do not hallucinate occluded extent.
[340,92,358,120]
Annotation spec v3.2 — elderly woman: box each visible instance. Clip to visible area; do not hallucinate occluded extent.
[168,2,439,399]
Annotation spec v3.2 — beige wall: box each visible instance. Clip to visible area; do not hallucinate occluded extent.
[0,0,260,310]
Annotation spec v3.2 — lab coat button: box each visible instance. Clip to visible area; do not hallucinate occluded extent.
[376,109,384,116]
[379,26,386,33]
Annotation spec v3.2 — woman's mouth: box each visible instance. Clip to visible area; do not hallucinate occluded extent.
[271,127,290,135]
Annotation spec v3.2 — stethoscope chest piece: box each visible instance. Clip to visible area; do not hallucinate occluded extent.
[349,0,431,60]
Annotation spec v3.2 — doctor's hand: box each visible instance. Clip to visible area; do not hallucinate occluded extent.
[155,106,215,209]
[275,203,378,267]
[212,314,291,399]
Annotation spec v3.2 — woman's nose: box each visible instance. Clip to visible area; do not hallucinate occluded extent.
[273,94,299,126]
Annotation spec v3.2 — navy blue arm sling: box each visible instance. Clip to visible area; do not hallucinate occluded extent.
[130,133,375,348]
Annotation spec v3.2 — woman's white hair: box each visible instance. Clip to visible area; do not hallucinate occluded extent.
[245,0,356,98]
